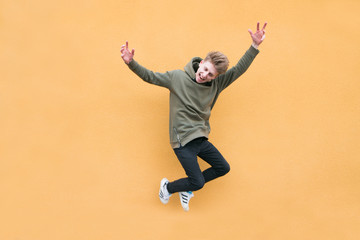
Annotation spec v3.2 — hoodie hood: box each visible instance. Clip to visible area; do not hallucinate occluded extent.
[184,57,212,86]
[184,57,202,80]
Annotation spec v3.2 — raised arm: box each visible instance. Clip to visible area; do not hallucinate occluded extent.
[120,41,172,89]
[216,22,267,91]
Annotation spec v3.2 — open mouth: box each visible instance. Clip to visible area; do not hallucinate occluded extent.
[196,73,206,83]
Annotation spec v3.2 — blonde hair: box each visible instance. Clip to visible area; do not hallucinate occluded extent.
[204,51,229,75]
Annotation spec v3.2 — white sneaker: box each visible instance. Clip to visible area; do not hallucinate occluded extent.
[179,191,194,211]
[159,178,171,204]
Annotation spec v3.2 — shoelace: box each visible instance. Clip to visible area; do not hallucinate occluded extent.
[160,182,170,199]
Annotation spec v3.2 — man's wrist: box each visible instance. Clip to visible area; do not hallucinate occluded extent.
[251,42,259,49]
[125,59,133,65]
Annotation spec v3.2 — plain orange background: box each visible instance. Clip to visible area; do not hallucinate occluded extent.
[1,0,360,239]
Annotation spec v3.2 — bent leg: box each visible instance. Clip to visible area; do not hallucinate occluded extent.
[198,140,230,183]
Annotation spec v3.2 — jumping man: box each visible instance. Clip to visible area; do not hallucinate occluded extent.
[121,22,267,211]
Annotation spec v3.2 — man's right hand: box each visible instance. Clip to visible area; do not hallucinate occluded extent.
[120,41,135,64]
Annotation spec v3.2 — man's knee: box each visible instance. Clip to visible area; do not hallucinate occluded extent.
[219,161,230,176]
[190,177,205,191]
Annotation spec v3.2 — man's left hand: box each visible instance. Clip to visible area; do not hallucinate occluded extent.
[248,22,267,47]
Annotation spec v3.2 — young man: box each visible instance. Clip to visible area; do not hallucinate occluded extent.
[121,22,267,211]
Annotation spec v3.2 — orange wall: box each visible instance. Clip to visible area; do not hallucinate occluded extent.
[1,0,360,239]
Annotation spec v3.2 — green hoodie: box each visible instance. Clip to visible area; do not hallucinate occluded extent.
[128,45,259,148]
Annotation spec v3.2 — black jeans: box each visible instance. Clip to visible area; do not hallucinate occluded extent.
[167,137,230,194]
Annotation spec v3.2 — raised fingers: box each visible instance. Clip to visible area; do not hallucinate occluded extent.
[262,22,267,31]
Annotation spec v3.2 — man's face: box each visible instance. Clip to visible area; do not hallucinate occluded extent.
[195,60,218,84]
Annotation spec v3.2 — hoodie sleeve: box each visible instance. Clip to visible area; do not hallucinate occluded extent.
[216,46,259,91]
[127,60,172,89]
